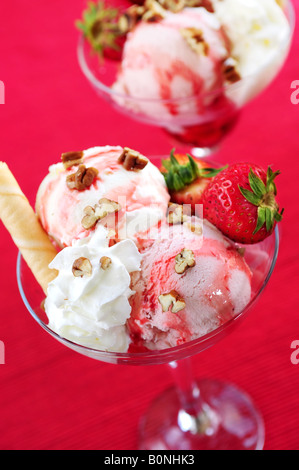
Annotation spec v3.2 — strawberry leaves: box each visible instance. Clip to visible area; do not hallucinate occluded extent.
[239,167,284,235]
[162,150,227,192]
[76,1,124,59]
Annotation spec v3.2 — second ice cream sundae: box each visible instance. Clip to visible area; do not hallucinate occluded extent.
[77,0,292,146]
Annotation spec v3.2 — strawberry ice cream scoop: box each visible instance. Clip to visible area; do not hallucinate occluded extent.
[112,1,290,122]
[128,218,252,350]
[36,146,170,248]
[112,7,230,122]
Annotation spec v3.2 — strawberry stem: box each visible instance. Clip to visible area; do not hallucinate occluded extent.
[239,166,284,235]
[76,1,124,58]
[162,149,227,192]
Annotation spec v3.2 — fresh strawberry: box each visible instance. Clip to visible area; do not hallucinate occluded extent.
[161,150,227,210]
[201,163,284,244]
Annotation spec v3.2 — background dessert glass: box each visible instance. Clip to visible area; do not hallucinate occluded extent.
[77,1,295,158]
[17,224,279,450]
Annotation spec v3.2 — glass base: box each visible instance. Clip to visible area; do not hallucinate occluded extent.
[138,379,265,450]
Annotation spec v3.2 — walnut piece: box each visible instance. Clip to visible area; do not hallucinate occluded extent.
[81,206,98,230]
[167,203,188,225]
[222,57,241,84]
[142,0,167,21]
[180,28,209,56]
[81,198,121,230]
[184,221,203,235]
[118,5,145,33]
[175,249,196,274]
[159,290,186,313]
[72,257,92,277]
[184,0,214,12]
[158,0,185,13]
[66,165,99,191]
[118,147,149,171]
[100,256,112,270]
[118,0,215,34]
[95,198,121,219]
[61,151,84,169]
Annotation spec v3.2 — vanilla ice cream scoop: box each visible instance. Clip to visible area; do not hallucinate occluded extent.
[212,0,291,105]
[36,146,170,248]
[212,0,290,78]
[45,225,142,352]
[128,218,252,350]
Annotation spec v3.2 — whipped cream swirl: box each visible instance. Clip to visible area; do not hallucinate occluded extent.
[45,226,141,352]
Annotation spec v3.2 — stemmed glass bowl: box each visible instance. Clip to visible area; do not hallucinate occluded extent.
[77,0,295,158]
[17,222,279,450]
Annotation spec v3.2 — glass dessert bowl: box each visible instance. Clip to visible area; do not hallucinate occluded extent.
[77,0,295,158]
[17,225,279,450]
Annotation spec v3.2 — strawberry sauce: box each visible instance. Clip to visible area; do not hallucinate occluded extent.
[166,96,240,148]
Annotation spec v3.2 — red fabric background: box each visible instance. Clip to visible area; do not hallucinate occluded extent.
[0,0,299,450]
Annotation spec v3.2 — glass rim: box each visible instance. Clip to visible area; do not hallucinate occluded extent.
[16,226,280,362]
[77,0,295,105]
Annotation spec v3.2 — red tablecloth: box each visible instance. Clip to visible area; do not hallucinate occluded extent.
[0,0,298,450]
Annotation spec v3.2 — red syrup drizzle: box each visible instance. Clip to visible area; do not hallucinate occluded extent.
[166,95,240,149]
[156,58,240,148]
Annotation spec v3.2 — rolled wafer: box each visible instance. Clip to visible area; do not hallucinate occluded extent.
[0,162,58,294]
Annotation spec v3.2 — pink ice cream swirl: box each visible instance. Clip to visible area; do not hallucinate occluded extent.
[128,218,252,350]
[36,146,170,249]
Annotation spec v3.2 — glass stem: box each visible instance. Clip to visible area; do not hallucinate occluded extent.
[168,358,219,436]
[167,357,202,417]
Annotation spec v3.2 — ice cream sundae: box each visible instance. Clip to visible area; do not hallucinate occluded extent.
[0,146,283,352]
[77,0,292,147]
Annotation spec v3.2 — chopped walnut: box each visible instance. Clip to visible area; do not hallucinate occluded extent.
[61,151,84,169]
[81,199,121,230]
[184,0,214,12]
[95,198,121,219]
[159,290,186,313]
[118,147,149,171]
[142,0,167,21]
[100,256,112,270]
[118,5,145,33]
[118,0,215,34]
[175,249,196,274]
[180,28,209,56]
[158,0,185,13]
[81,206,98,230]
[66,165,99,191]
[223,57,241,84]
[167,203,188,225]
[72,257,92,277]
[184,221,203,235]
